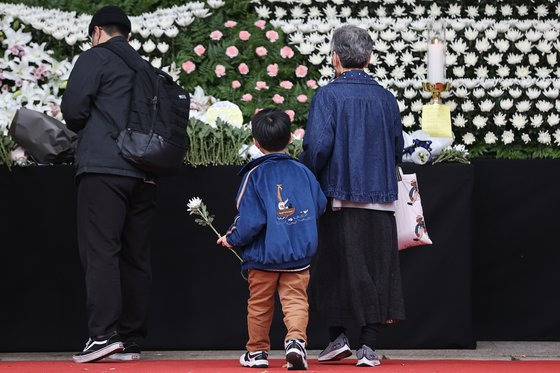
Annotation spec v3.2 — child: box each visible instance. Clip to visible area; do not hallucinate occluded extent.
[217,109,327,370]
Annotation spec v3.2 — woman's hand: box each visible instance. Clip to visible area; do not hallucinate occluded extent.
[217,235,233,249]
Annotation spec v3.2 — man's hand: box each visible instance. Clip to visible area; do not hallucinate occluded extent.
[217,235,233,249]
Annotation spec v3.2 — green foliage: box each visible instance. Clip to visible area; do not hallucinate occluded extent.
[0,136,14,170]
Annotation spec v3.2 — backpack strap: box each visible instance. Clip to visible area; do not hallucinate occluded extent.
[96,41,147,72]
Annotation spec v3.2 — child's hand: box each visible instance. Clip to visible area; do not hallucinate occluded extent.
[217,235,233,249]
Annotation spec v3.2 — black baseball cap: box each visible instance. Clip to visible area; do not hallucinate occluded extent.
[88,6,131,36]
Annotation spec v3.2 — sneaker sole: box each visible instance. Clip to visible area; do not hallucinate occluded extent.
[318,346,352,362]
[356,356,381,367]
[107,352,141,361]
[286,351,307,370]
[72,342,124,364]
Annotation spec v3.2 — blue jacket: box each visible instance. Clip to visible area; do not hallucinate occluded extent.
[226,153,327,271]
[299,70,404,203]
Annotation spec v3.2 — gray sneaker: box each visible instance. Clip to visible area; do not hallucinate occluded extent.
[356,345,381,367]
[318,333,352,362]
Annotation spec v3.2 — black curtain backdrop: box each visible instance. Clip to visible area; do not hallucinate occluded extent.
[7,160,545,352]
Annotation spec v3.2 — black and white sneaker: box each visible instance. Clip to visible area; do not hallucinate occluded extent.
[239,350,269,368]
[318,333,352,362]
[72,331,124,363]
[285,339,308,370]
[356,345,381,367]
[108,340,141,361]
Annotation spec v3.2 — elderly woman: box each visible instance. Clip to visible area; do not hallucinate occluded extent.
[299,25,405,367]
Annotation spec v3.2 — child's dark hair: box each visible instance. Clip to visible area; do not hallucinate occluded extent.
[251,109,291,152]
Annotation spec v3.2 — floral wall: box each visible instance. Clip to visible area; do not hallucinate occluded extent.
[0,0,559,167]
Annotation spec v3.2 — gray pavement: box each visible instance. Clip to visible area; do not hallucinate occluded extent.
[1,342,560,361]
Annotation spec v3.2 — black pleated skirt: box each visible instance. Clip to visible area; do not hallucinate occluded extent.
[309,206,406,327]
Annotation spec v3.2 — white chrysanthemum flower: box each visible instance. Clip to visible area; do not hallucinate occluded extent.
[538,131,551,145]
[495,39,510,53]
[375,6,387,17]
[537,80,552,90]
[290,6,306,18]
[475,66,489,79]
[484,53,503,66]
[151,57,162,69]
[500,98,514,110]
[411,64,427,79]
[466,6,479,18]
[157,42,169,54]
[516,21,532,32]
[447,100,457,112]
[507,53,523,64]
[461,100,475,112]
[429,3,442,17]
[400,30,417,43]
[391,66,406,80]
[489,89,504,98]
[536,100,554,112]
[319,66,334,78]
[516,5,529,17]
[375,40,389,53]
[454,113,466,127]
[317,42,331,55]
[464,28,478,41]
[528,54,540,66]
[385,53,398,67]
[462,132,476,145]
[393,5,406,17]
[526,30,542,43]
[526,88,541,100]
[380,30,398,42]
[340,6,352,18]
[515,39,532,54]
[521,133,531,144]
[404,89,417,99]
[446,53,458,66]
[450,39,467,54]
[495,22,510,33]
[308,53,324,65]
[473,115,488,129]
[164,27,179,38]
[464,53,478,66]
[297,42,315,55]
[473,88,486,99]
[531,114,544,128]
[255,5,271,19]
[453,66,465,77]
[375,67,388,80]
[412,5,425,16]
[548,113,560,126]
[515,66,531,79]
[544,88,559,99]
[397,100,406,113]
[411,99,423,112]
[494,112,507,126]
[535,4,549,18]
[402,113,415,128]
[484,132,498,144]
[475,38,491,53]
[536,40,552,54]
[544,30,559,41]
[535,67,553,79]
[485,28,498,40]
[485,5,497,16]
[357,6,369,18]
[187,197,203,210]
[506,29,522,41]
[448,4,461,17]
[511,113,527,129]
[421,91,433,99]
[142,39,156,53]
[392,40,407,53]
[275,6,287,18]
[497,66,511,78]
[454,87,469,98]
[554,129,560,145]
[479,99,495,112]
[516,100,531,112]
[546,53,557,66]
[501,130,515,144]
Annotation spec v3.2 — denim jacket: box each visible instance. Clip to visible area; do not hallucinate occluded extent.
[225,153,327,271]
[299,70,403,203]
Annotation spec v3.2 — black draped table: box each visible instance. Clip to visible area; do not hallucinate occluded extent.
[0,161,502,352]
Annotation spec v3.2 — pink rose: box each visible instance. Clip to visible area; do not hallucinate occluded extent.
[295,65,308,78]
[255,81,269,90]
[306,79,318,89]
[267,63,279,77]
[182,60,196,74]
[272,94,285,104]
[297,94,308,103]
[238,63,249,75]
[210,30,223,40]
[226,46,239,58]
[215,64,226,78]
[239,31,251,41]
[293,128,305,140]
[254,20,266,29]
[266,30,279,42]
[193,44,206,56]
[231,80,241,89]
[256,46,268,57]
[242,93,253,102]
[285,110,295,122]
[280,80,294,89]
[224,20,237,28]
[280,46,294,59]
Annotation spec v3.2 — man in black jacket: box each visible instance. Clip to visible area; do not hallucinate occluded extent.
[61,6,156,363]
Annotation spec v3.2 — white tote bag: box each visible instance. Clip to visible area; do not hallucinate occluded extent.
[395,167,433,250]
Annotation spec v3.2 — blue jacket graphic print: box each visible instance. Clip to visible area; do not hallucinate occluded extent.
[225,153,327,271]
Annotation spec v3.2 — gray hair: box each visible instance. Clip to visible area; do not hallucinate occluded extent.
[331,25,373,68]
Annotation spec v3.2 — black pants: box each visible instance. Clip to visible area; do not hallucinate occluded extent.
[77,173,157,341]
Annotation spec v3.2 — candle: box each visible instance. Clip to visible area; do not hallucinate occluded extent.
[427,39,445,84]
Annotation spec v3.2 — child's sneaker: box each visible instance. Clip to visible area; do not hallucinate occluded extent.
[108,340,141,361]
[356,345,381,367]
[318,333,352,362]
[239,350,269,368]
[72,331,123,363]
[285,339,308,370]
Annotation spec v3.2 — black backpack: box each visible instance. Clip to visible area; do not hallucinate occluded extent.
[98,42,190,176]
